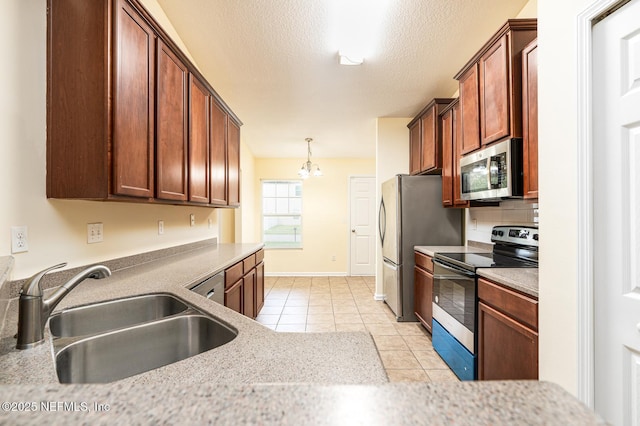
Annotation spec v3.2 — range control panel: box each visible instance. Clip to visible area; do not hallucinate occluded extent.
[491,225,539,246]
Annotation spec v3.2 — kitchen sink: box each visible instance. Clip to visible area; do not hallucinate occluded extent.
[55,314,237,384]
[49,293,189,338]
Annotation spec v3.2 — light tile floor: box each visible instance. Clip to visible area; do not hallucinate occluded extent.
[256,275,459,383]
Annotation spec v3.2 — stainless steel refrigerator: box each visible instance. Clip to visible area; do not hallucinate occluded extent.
[379,174,463,322]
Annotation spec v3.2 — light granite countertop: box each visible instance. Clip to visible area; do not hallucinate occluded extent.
[478,268,539,298]
[414,245,491,257]
[0,245,600,424]
[0,243,386,387]
[0,381,602,425]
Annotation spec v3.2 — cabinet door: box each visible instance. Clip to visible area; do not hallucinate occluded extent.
[452,101,469,207]
[420,107,438,172]
[156,41,188,201]
[522,39,538,199]
[227,119,241,207]
[225,279,243,314]
[480,34,510,145]
[256,261,265,315]
[478,301,538,380]
[414,266,433,333]
[459,64,481,155]
[210,100,228,205]
[243,269,256,319]
[113,0,155,198]
[409,120,421,175]
[441,109,453,206]
[188,75,210,203]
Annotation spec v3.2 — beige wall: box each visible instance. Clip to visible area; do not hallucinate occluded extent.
[254,158,375,274]
[375,118,411,296]
[0,0,226,280]
[239,141,257,243]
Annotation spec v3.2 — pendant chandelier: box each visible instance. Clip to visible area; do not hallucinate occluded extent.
[298,138,322,179]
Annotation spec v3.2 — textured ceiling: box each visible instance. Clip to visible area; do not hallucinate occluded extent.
[155,0,529,158]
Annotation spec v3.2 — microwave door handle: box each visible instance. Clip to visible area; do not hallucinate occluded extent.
[433,258,476,278]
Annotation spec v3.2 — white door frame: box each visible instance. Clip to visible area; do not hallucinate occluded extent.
[576,0,632,408]
[347,175,376,276]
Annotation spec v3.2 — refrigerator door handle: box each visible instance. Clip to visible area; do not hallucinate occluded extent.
[379,198,386,246]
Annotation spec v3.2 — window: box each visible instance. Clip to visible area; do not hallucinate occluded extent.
[262,180,303,249]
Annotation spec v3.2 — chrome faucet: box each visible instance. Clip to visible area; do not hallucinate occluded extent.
[16,262,111,349]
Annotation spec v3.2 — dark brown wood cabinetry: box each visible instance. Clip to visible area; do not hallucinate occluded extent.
[454,19,537,151]
[477,277,538,380]
[407,99,455,175]
[224,248,265,319]
[188,75,210,204]
[227,119,241,207]
[522,39,538,199]
[440,100,469,208]
[414,251,434,333]
[156,41,189,201]
[46,0,242,208]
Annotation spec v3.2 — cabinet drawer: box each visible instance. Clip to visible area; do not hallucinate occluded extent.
[225,262,244,289]
[478,278,538,330]
[243,254,256,271]
[414,251,433,273]
[255,248,264,263]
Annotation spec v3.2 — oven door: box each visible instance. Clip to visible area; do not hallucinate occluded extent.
[432,258,476,353]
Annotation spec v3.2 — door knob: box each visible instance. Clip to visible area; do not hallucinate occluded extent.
[351,229,356,233]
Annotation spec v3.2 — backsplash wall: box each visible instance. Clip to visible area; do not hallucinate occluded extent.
[465,200,538,245]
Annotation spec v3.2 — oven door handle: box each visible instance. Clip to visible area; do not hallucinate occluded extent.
[433,258,476,278]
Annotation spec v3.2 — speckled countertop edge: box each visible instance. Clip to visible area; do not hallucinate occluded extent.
[414,245,491,257]
[0,243,387,387]
[0,381,604,425]
[477,268,539,298]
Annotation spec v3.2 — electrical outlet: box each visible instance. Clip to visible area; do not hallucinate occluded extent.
[158,220,164,235]
[331,255,336,262]
[190,214,195,227]
[208,218,212,229]
[87,223,103,244]
[11,226,28,253]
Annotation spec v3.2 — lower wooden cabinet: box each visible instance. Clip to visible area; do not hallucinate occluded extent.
[414,251,434,333]
[224,248,264,319]
[477,277,538,380]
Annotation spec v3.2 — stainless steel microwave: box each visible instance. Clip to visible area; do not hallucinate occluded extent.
[460,138,523,201]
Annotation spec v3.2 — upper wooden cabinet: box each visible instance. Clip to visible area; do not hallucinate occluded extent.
[522,39,538,199]
[407,98,455,175]
[156,41,189,201]
[440,99,469,208]
[227,119,241,207]
[189,75,211,204]
[454,19,537,151]
[46,0,242,208]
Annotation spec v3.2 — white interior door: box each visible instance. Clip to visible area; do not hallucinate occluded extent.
[349,176,376,275]
[593,1,640,424]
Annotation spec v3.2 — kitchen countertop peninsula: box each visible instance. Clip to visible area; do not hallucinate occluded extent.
[0,241,387,386]
[0,243,599,424]
[414,245,490,257]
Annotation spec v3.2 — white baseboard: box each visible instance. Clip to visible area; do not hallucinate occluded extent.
[374,293,385,301]
[264,272,348,277]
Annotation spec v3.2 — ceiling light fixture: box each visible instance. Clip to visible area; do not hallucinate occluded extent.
[330,0,390,66]
[338,51,364,65]
[298,138,322,179]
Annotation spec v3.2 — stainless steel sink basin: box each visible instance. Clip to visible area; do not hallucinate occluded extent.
[55,314,237,383]
[49,294,189,338]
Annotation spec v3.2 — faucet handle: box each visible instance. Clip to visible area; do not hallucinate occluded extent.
[21,263,67,297]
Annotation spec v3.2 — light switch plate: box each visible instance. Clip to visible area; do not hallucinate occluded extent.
[87,223,103,244]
